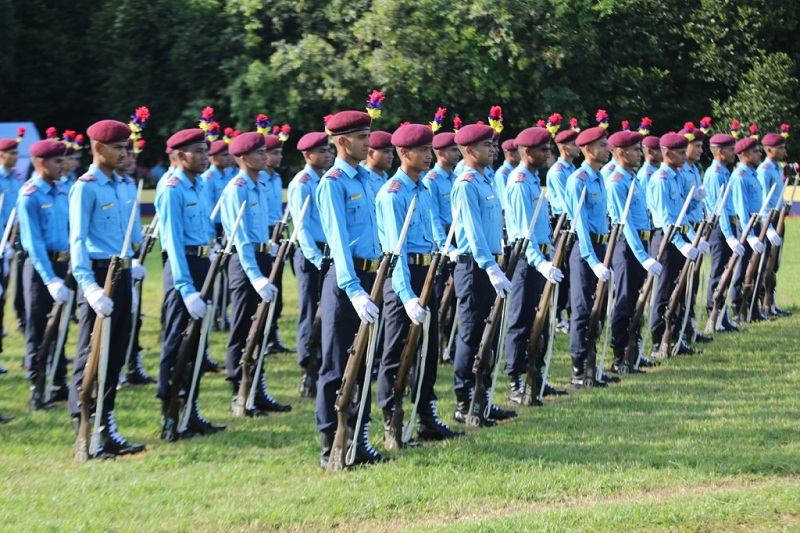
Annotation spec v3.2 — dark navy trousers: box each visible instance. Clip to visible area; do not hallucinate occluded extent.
[568,241,605,363]
[453,258,495,393]
[503,260,546,376]
[292,248,320,369]
[610,238,646,349]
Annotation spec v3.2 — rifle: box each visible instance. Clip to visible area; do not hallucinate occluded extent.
[73,199,138,463]
[385,209,460,450]
[551,212,567,245]
[465,193,545,427]
[270,203,291,246]
[738,208,777,322]
[521,188,585,404]
[762,175,796,314]
[622,190,697,371]
[327,196,417,472]
[161,201,246,441]
[232,197,309,416]
[30,273,76,409]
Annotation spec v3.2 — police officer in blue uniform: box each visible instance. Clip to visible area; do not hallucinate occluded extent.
[288,131,332,397]
[155,128,225,438]
[362,131,393,191]
[493,138,517,212]
[315,110,386,468]
[203,139,234,237]
[376,123,462,444]
[729,136,768,322]
[547,129,580,331]
[603,131,662,372]
[564,126,612,387]
[647,133,700,358]
[450,123,516,424]
[703,133,742,331]
[17,140,70,406]
[68,119,144,456]
[638,136,662,213]
[220,132,290,415]
[0,136,23,373]
[503,127,564,404]
[757,132,789,316]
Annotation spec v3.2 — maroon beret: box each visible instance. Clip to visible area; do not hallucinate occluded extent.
[391,124,433,148]
[608,131,644,150]
[576,126,607,147]
[87,120,131,143]
[734,137,759,154]
[660,133,689,150]
[209,140,229,156]
[326,110,371,135]
[229,131,265,156]
[167,128,206,150]
[687,129,705,143]
[432,132,456,150]
[554,130,578,144]
[642,136,661,150]
[501,139,516,151]
[0,139,18,151]
[29,140,66,158]
[296,132,330,151]
[369,131,393,150]
[514,127,551,148]
[761,133,786,147]
[454,124,494,146]
[709,133,736,147]
[264,134,282,151]
[165,147,172,155]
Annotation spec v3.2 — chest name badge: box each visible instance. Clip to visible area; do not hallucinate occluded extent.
[350,193,362,201]
[41,203,52,209]
[102,202,115,210]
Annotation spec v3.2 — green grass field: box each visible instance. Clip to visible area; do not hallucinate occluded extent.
[1,220,799,531]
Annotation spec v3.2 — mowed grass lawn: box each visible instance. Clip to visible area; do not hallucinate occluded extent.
[0,218,799,532]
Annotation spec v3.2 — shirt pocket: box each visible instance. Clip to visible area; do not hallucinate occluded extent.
[345,194,364,227]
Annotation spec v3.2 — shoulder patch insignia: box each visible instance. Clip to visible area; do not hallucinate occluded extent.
[646,168,654,176]
[460,172,475,182]
[233,177,246,186]
[610,172,623,183]
[555,163,563,172]
[326,169,343,180]
[424,171,438,180]
[166,177,180,188]
[387,179,402,193]
[514,172,526,183]
[22,185,37,196]
[576,171,588,181]
[78,173,96,182]
[607,163,616,172]
[500,167,511,177]
[762,163,771,170]
[298,173,310,184]
[737,169,745,176]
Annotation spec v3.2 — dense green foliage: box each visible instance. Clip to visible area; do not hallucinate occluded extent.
[1,0,799,165]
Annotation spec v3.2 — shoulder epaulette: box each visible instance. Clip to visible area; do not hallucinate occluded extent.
[607,163,616,171]
[233,177,246,186]
[424,171,437,180]
[555,163,563,172]
[610,172,623,183]
[576,171,588,181]
[298,173,310,184]
[22,185,37,196]
[762,163,771,170]
[326,169,343,180]
[78,173,96,182]
[500,167,511,176]
[737,169,746,176]
[645,167,654,176]
[387,179,402,193]
[459,172,475,182]
[165,177,180,188]
[514,172,526,183]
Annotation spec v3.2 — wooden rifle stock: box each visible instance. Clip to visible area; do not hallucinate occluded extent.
[385,252,442,450]
[73,256,122,463]
[551,213,567,244]
[737,209,776,321]
[762,204,789,313]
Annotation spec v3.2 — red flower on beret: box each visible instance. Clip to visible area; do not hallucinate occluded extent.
[547,113,562,126]
[621,120,630,131]
[46,127,59,140]
[453,116,462,132]
[435,107,447,120]
[202,107,214,121]
[536,119,546,128]
[489,106,503,121]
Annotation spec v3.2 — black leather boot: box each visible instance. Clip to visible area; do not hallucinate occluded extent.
[254,372,291,412]
[126,352,157,384]
[319,429,335,469]
[351,422,388,467]
[507,373,523,404]
[453,388,471,424]
[417,400,463,440]
[97,410,145,457]
[185,400,226,436]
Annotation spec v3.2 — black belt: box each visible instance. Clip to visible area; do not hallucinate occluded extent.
[47,250,70,262]
[407,253,433,266]
[456,253,503,264]
[590,233,609,245]
[185,245,211,258]
[91,257,131,270]
[233,243,271,255]
[353,257,380,273]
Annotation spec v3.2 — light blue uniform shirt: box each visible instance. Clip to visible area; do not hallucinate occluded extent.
[454,159,465,177]
[287,164,326,268]
[0,166,22,231]
[681,162,705,224]
[606,166,650,264]
[565,162,608,268]
[730,162,763,240]
[703,160,735,240]
[201,165,229,224]
[376,169,435,304]
[17,174,70,283]
[505,164,551,268]
[636,162,658,210]
[117,173,143,250]
[647,164,693,249]
[494,161,514,211]
[546,158,574,217]
[154,169,213,298]
[757,157,783,215]
[69,164,134,291]
[451,165,503,269]
[422,164,454,248]
[221,170,273,284]
[361,163,388,195]
[316,158,381,298]
[600,160,619,180]
[260,169,284,228]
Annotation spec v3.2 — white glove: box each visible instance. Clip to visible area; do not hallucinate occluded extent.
[747,236,765,254]
[350,290,380,323]
[270,242,280,257]
[592,263,610,282]
[726,236,745,256]
[679,243,699,261]
[131,259,146,281]
[403,297,428,326]
[184,291,206,320]
[767,227,782,246]
[252,276,278,302]
[447,249,459,263]
[84,283,113,318]
[697,238,710,255]
[693,186,707,201]
[46,277,71,304]
[486,263,512,298]
[536,260,563,283]
[642,258,663,276]
[3,244,14,263]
